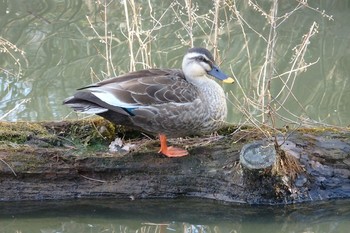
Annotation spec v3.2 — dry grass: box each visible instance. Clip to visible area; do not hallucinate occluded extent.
[273,146,304,180]
[222,1,341,176]
[226,1,333,130]
[85,0,339,138]
[0,37,29,121]
[224,0,334,178]
[0,37,28,79]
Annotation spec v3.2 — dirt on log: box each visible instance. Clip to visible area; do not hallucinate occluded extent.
[0,118,349,204]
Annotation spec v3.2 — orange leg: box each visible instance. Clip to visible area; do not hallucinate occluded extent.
[158,134,189,157]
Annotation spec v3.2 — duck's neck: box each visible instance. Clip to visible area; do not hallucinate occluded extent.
[197,78,226,101]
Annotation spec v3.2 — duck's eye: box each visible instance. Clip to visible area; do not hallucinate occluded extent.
[197,56,207,63]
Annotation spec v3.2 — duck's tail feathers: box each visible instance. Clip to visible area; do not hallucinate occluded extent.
[63,96,108,114]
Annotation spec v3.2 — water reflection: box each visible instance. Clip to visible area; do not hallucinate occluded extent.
[1,199,350,233]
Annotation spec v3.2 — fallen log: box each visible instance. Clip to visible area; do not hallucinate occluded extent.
[0,119,349,204]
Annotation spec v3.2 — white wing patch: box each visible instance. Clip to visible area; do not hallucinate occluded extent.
[90,89,137,108]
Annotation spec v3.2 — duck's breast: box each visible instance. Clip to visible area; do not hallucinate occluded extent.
[129,79,227,137]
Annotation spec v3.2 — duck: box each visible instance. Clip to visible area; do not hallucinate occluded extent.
[63,47,234,157]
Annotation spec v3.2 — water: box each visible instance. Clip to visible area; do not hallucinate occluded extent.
[0,0,349,125]
[1,199,350,233]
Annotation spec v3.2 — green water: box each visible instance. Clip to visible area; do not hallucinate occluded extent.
[1,199,350,233]
[0,0,349,125]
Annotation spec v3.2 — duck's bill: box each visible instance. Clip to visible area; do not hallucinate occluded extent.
[208,66,235,84]
[222,77,235,83]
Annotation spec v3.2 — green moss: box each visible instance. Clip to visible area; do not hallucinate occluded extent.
[0,118,111,152]
[217,124,238,135]
[0,121,56,144]
[296,127,341,134]
[43,118,145,154]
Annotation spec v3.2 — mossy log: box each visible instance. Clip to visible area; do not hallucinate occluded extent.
[0,118,349,204]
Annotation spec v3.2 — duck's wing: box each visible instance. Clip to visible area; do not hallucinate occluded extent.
[64,69,199,115]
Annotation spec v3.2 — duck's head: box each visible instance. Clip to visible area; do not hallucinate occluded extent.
[182,47,234,84]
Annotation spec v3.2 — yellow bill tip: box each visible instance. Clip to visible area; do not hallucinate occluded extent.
[222,77,235,84]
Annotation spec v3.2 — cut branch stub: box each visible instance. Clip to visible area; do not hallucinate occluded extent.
[240,140,276,176]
